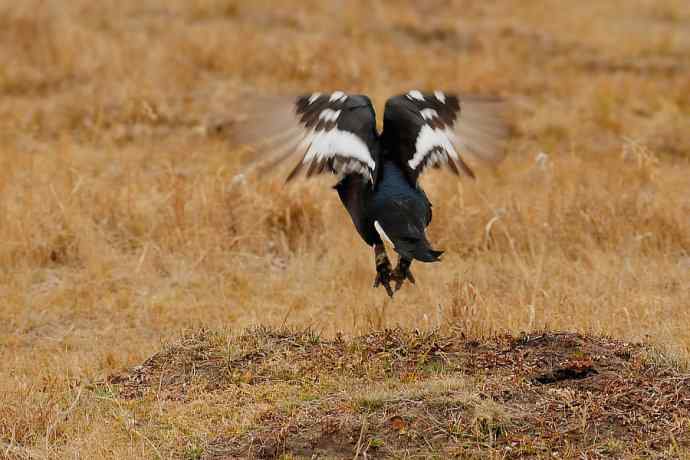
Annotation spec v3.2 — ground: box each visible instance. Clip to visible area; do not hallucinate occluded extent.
[105,328,690,459]
[0,0,689,458]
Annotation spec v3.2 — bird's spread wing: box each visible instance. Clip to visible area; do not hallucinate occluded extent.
[382,90,509,182]
[233,92,378,183]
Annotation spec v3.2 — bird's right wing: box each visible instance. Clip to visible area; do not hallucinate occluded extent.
[382,90,509,183]
[232,92,378,183]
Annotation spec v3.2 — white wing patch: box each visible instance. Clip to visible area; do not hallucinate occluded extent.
[329,91,347,102]
[308,93,321,104]
[408,125,459,170]
[434,91,446,103]
[299,128,376,179]
[407,90,424,101]
[420,108,438,120]
[318,109,341,122]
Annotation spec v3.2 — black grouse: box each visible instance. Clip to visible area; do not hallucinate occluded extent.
[235,90,509,297]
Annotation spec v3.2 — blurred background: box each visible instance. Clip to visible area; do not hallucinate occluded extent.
[0,0,689,454]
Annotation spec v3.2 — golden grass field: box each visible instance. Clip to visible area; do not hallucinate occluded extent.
[1,0,689,458]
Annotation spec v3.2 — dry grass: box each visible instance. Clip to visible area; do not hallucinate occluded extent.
[0,0,689,458]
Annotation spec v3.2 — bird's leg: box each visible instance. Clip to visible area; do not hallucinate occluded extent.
[372,243,394,297]
[391,257,415,292]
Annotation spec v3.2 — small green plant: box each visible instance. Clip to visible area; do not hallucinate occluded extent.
[369,437,385,448]
[182,443,203,460]
[355,396,387,412]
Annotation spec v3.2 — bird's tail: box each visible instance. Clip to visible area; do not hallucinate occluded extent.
[394,237,443,263]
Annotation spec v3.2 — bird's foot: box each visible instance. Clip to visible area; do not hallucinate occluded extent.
[373,246,394,298]
[391,259,415,292]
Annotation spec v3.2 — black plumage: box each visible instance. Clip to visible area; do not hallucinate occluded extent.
[235,90,509,296]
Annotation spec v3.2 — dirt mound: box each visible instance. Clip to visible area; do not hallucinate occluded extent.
[108,328,690,458]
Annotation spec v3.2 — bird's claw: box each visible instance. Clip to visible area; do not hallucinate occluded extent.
[373,262,394,298]
[373,244,395,297]
[391,263,415,292]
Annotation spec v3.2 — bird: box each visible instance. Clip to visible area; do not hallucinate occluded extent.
[233,90,509,297]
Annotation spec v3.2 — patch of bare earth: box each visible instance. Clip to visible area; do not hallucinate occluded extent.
[107,328,690,459]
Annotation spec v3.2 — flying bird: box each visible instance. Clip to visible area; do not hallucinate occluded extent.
[233,90,509,297]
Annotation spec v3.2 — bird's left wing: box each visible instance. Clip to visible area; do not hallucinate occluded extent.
[382,90,509,183]
[233,92,378,183]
